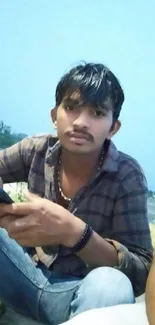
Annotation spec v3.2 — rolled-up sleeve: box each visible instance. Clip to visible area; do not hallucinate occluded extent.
[106,169,153,297]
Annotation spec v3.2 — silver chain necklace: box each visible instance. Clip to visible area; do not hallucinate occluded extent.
[57,149,105,202]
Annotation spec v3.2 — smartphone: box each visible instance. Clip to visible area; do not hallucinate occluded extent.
[0,188,14,204]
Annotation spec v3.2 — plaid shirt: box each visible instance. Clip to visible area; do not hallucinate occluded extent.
[0,135,153,296]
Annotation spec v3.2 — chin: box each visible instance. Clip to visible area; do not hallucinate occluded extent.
[63,143,94,155]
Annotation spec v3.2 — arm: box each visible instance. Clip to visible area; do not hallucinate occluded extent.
[146,255,155,325]
[0,137,35,183]
[69,166,153,297]
[70,228,118,266]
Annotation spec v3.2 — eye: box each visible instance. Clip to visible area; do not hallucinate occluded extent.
[93,110,106,117]
[64,105,74,111]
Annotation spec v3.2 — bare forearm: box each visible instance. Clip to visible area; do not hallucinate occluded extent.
[76,231,118,267]
[66,216,118,267]
[146,256,155,325]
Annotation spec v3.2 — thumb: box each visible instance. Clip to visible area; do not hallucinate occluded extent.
[24,190,40,202]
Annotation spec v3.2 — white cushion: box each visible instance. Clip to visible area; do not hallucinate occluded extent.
[61,302,149,325]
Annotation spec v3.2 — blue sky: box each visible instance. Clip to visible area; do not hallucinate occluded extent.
[0,1,154,189]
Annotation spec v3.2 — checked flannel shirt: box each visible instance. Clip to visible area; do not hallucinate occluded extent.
[0,135,153,296]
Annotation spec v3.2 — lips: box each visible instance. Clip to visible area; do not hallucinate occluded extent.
[68,132,90,145]
[69,132,89,140]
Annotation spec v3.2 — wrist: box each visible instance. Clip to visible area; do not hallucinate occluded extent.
[70,223,93,252]
[64,216,86,248]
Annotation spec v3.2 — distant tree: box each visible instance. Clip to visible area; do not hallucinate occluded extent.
[148,190,155,198]
[0,121,27,149]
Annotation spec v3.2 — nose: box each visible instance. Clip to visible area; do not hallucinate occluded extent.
[72,110,89,129]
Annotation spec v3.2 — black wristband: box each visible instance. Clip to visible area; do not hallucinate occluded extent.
[71,224,93,253]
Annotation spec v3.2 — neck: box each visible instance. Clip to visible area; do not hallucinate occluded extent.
[61,148,103,180]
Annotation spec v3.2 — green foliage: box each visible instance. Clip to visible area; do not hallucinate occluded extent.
[0,120,27,149]
[0,301,6,317]
[150,224,155,248]
[148,190,155,198]
[7,183,26,202]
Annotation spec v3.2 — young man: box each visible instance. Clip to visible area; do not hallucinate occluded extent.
[0,63,153,325]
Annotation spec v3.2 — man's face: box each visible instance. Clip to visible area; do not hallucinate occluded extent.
[51,95,120,155]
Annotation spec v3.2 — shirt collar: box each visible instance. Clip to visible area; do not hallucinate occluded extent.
[102,140,119,173]
[45,136,61,166]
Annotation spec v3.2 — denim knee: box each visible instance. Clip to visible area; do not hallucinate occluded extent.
[70,267,135,317]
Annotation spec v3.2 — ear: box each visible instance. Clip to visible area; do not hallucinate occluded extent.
[50,108,57,127]
[107,120,121,140]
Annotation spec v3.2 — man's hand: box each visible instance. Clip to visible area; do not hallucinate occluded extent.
[0,191,85,247]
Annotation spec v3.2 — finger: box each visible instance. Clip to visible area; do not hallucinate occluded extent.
[24,190,40,202]
[0,202,35,216]
[10,229,35,240]
[0,210,8,218]
[9,228,42,247]
[0,215,15,229]
[16,239,31,247]
[7,231,33,247]
[8,215,35,234]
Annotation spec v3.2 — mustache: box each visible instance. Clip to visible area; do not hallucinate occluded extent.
[66,128,94,142]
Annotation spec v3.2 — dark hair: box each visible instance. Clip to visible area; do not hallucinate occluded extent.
[55,62,124,120]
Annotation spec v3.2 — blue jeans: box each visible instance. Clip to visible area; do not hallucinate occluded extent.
[0,229,135,325]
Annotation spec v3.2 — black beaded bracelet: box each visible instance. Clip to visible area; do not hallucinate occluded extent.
[71,224,93,253]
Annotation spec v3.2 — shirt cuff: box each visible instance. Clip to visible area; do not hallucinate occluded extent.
[105,238,129,267]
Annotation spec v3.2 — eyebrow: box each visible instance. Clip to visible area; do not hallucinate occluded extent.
[62,98,82,107]
[62,97,112,113]
[97,98,113,112]
[97,104,112,112]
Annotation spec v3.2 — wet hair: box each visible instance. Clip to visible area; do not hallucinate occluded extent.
[55,62,124,121]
